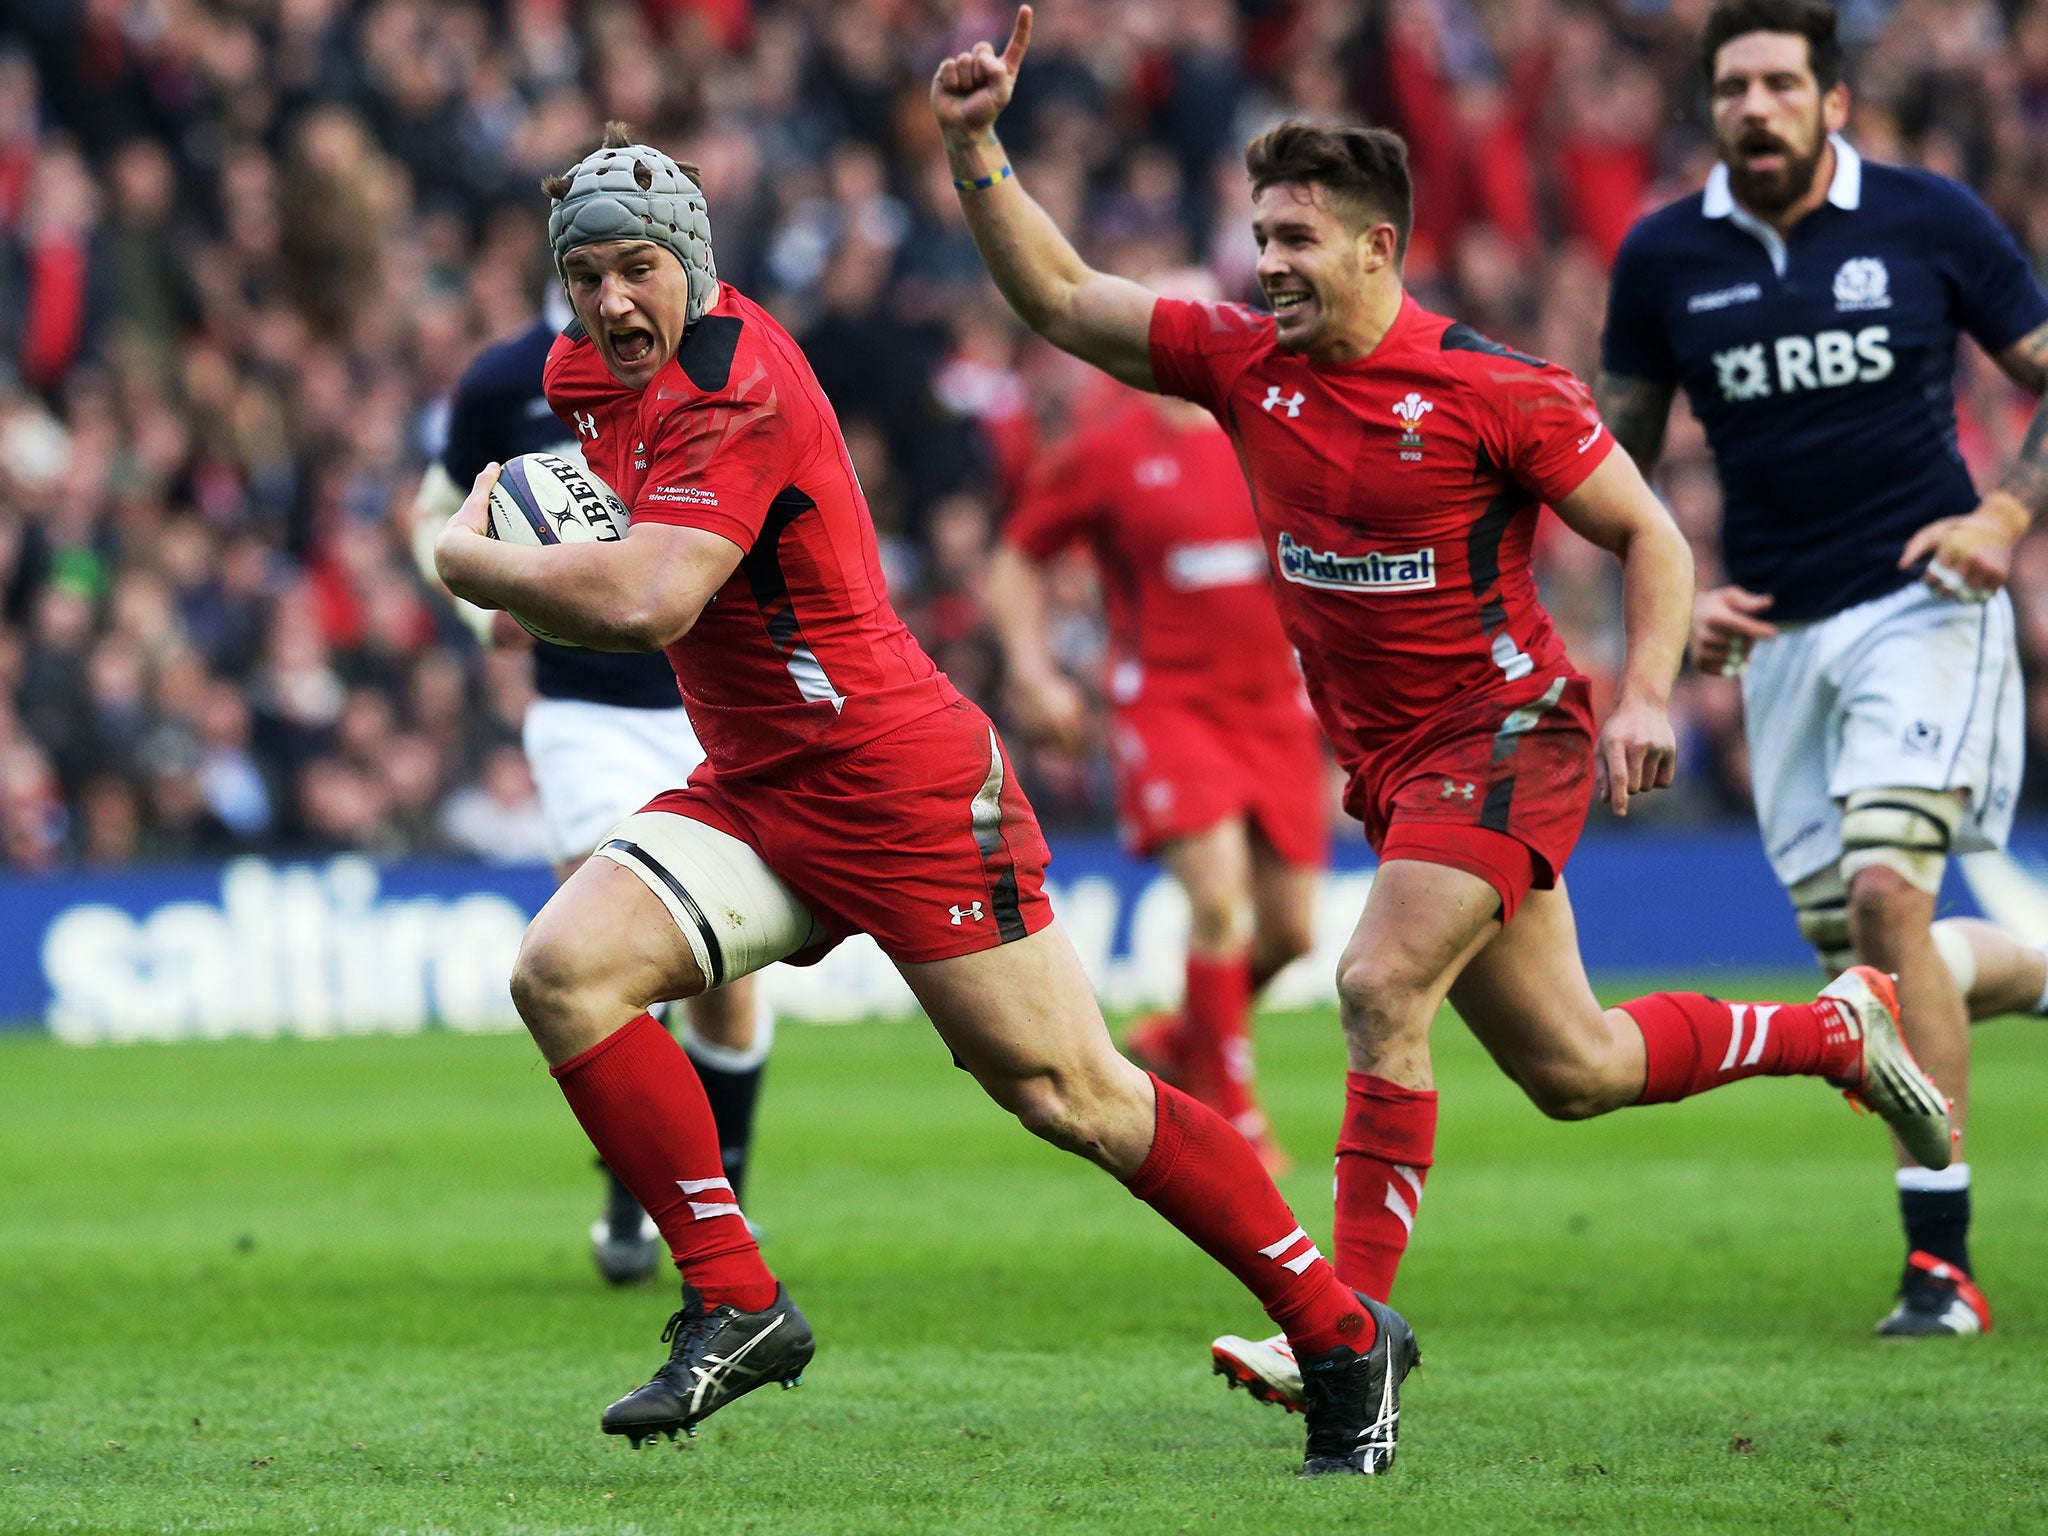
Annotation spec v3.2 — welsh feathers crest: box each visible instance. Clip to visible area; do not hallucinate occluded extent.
[1832,257,1890,311]
[1392,392,1434,443]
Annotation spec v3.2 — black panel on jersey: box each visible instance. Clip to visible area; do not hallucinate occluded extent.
[1467,479,1534,644]
[1440,323,1546,368]
[740,488,826,688]
[439,317,681,710]
[678,315,744,392]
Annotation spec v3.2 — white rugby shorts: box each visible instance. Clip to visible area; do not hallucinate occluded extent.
[1742,582,2022,889]
[521,696,708,865]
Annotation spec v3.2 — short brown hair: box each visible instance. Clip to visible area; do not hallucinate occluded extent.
[1700,0,1841,92]
[1245,121,1413,261]
[541,121,703,201]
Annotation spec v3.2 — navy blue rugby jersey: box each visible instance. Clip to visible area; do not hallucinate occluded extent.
[438,315,683,709]
[1603,137,2048,623]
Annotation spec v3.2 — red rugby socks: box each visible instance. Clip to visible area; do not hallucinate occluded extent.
[1124,1075,1373,1356]
[1332,1072,1437,1302]
[1182,952,1260,1133]
[1622,991,1861,1104]
[551,1013,779,1311]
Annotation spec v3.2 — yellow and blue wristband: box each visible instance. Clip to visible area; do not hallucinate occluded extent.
[952,163,1013,192]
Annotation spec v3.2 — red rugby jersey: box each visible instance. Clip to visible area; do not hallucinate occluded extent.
[544,286,957,776]
[1002,392,1301,710]
[1148,292,1615,771]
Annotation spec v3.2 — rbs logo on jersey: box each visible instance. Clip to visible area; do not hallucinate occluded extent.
[1713,326,1893,402]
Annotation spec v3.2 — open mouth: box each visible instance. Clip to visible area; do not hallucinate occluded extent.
[1269,290,1313,320]
[610,328,655,365]
[1738,135,1789,171]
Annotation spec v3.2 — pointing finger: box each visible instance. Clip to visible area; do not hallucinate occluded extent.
[1004,5,1035,71]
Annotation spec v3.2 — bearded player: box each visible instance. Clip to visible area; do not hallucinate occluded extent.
[937,8,1951,1418]
[411,293,775,1287]
[434,123,1411,1478]
[989,283,1328,1172]
[1597,0,2048,1335]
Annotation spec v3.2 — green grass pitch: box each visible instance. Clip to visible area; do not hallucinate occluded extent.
[4,982,2046,1534]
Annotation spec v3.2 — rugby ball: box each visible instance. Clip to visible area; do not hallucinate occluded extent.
[485,453,632,643]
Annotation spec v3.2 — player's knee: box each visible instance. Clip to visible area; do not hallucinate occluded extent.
[1845,863,1931,948]
[1334,950,1430,1041]
[1184,886,1252,952]
[509,920,586,1035]
[1254,914,1316,976]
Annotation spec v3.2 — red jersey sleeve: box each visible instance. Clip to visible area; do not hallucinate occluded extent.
[630,365,796,550]
[1003,433,1105,559]
[1482,362,1617,506]
[1147,297,1269,415]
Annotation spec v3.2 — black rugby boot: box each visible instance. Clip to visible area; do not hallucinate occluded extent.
[1298,1293,1421,1477]
[601,1283,814,1446]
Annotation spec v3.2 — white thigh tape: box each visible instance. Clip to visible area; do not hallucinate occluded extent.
[595,812,826,988]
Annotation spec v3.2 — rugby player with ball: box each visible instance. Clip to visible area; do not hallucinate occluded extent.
[434,122,1404,1477]
[414,309,776,1289]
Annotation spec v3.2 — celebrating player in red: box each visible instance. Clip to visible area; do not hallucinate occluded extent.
[434,122,1405,1478]
[990,277,1328,1173]
[937,7,1952,1427]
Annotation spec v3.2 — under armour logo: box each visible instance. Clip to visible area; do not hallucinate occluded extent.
[1441,779,1475,800]
[1261,387,1305,417]
[949,902,984,925]
[574,411,599,439]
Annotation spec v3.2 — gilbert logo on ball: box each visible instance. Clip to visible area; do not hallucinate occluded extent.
[485,453,632,643]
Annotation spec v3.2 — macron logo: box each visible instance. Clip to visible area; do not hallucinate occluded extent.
[1277,532,1436,593]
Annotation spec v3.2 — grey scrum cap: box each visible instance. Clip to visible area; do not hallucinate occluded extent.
[548,142,718,324]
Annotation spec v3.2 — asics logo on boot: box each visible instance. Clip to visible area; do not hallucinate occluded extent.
[686,1314,787,1415]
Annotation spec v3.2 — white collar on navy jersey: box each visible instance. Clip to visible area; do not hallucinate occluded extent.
[1703,132,1862,217]
[1700,134,1860,275]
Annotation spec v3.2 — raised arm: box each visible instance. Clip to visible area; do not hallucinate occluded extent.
[932,7,1159,388]
[434,466,742,651]
[1551,448,1693,816]
[1590,369,1677,478]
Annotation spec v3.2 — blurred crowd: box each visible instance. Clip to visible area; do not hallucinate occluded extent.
[3,0,2048,870]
